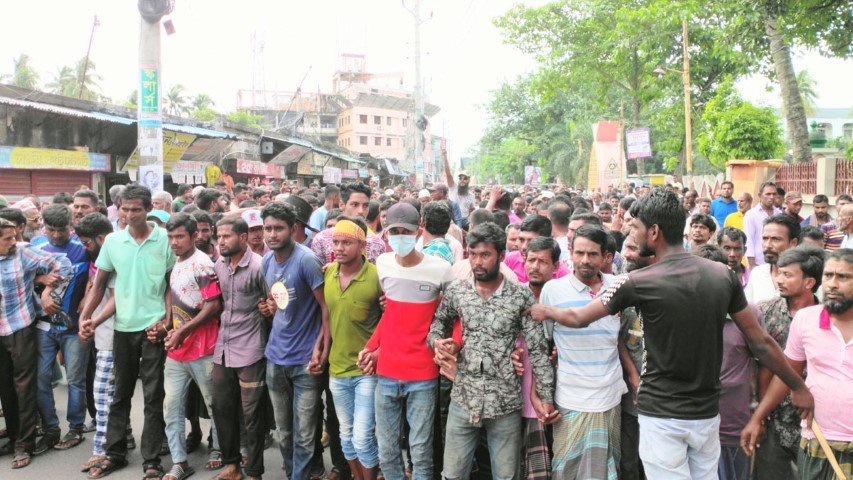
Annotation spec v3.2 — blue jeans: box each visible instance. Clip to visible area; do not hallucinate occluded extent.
[266,362,322,480]
[329,375,378,468]
[719,445,750,480]
[37,327,90,433]
[638,414,721,480]
[374,377,436,480]
[163,356,220,463]
[442,400,521,480]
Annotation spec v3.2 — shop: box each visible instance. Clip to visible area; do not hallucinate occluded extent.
[0,145,111,199]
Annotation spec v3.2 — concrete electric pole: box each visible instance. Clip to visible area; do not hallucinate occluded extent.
[403,0,430,187]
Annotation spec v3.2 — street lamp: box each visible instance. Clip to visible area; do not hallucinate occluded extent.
[655,19,693,179]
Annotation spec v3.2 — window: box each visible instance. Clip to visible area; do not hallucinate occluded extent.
[387,117,392,126]
[386,138,392,146]
[359,115,367,124]
[402,118,408,127]
[359,136,367,145]
[375,137,382,146]
[374,116,381,125]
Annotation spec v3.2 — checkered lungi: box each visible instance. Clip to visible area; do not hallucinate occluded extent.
[551,405,620,480]
[91,350,115,456]
[519,417,552,480]
[799,436,853,480]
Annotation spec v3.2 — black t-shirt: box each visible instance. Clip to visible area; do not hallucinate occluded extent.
[601,253,748,419]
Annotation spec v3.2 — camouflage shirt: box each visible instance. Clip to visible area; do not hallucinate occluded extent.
[757,296,810,449]
[428,276,555,421]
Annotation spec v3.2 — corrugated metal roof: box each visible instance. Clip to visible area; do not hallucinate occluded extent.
[0,96,136,125]
[162,123,238,139]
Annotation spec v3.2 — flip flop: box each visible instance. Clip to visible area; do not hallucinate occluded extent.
[11,451,31,469]
[163,463,195,480]
[88,458,129,479]
[81,455,105,472]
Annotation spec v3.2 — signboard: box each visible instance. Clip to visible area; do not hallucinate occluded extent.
[270,145,311,165]
[323,166,342,184]
[626,128,652,159]
[358,168,369,178]
[236,159,283,177]
[342,169,358,180]
[171,161,208,177]
[140,66,160,116]
[524,166,542,186]
[0,146,110,171]
[139,164,164,192]
[125,131,196,170]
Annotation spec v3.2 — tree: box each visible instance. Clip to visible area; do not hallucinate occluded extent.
[9,54,39,89]
[73,57,102,101]
[226,110,266,128]
[496,0,755,175]
[698,80,784,169]
[46,66,77,97]
[163,84,189,116]
[191,94,215,111]
[794,70,818,118]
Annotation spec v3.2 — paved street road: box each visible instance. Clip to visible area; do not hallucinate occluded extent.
[0,379,332,479]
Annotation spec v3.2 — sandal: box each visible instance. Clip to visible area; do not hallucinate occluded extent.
[164,463,195,480]
[54,429,85,450]
[205,449,223,470]
[144,465,165,479]
[33,432,59,455]
[186,432,202,454]
[82,455,105,472]
[88,457,129,479]
[11,450,30,469]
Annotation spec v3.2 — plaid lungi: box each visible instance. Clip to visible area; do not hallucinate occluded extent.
[519,417,552,480]
[551,405,620,480]
[799,436,853,480]
[92,350,115,457]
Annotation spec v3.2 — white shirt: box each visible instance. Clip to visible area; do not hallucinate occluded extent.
[745,264,779,304]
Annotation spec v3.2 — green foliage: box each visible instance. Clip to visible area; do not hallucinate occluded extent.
[698,82,784,167]
[191,108,218,122]
[226,110,266,128]
[46,66,76,97]
[163,85,189,116]
[8,54,39,89]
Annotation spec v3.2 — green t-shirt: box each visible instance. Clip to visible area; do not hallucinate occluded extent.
[172,198,186,213]
[324,258,382,377]
[95,222,176,332]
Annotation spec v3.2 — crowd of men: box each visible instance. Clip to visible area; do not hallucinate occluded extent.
[0,165,851,480]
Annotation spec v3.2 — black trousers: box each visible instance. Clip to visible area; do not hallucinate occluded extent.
[0,324,38,452]
[620,410,646,480]
[104,330,166,470]
[212,359,267,478]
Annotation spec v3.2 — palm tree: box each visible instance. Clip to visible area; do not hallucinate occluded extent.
[10,54,39,89]
[163,85,189,116]
[795,70,819,118]
[73,57,102,101]
[46,66,77,96]
[191,94,215,111]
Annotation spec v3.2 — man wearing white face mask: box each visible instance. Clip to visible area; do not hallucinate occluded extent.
[358,202,456,480]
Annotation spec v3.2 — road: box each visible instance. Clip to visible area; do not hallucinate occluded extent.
[0,379,333,479]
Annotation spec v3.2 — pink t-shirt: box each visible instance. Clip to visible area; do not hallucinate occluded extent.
[784,305,853,442]
[504,249,569,284]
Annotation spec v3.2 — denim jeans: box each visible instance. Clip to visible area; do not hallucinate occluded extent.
[164,356,220,463]
[267,362,322,480]
[104,330,166,470]
[329,375,378,468]
[37,327,90,433]
[638,414,721,480]
[719,445,750,480]
[374,376,437,480]
[442,401,521,480]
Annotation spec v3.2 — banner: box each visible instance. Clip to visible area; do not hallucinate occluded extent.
[626,128,652,159]
[139,164,164,192]
[323,166,342,184]
[0,146,110,171]
[524,166,542,186]
[125,131,196,170]
[342,169,358,180]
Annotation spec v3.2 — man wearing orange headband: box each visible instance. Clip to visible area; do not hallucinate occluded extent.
[326,217,383,479]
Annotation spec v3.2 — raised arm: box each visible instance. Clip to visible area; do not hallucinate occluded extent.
[442,145,454,188]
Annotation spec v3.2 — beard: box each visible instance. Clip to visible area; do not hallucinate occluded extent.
[195,238,211,251]
[457,184,469,196]
[473,262,500,282]
[23,226,40,242]
[824,295,853,314]
[86,246,101,263]
[637,240,656,258]
[220,244,242,258]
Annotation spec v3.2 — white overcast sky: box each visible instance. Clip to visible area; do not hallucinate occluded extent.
[1,0,851,159]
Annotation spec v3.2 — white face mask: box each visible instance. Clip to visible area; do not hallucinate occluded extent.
[388,234,417,257]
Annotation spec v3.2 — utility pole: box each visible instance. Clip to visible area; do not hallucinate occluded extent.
[682,18,693,182]
[403,0,430,187]
[79,16,100,100]
[137,1,173,194]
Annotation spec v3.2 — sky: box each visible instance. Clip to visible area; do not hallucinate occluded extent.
[1,0,852,160]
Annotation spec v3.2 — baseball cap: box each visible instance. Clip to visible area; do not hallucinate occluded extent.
[418,189,431,199]
[241,209,263,228]
[283,195,319,232]
[784,191,802,202]
[147,210,170,224]
[458,171,470,178]
[384,189,395,196]
[386,203,420,232]
[428,182,449,193]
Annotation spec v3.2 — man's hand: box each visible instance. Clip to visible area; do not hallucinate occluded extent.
[146,320,168,344]
[35,268,60,288]
[164,327,187,351]
[308,343,329,376]
[379,294,387,311]
[791,385,815,425]
[511,347,524,376]
[627,370,640,406]
[435,349,457,381]
[534,402,561,425]
[490,186,504,200]
[357,348,378,375]
[41,289,61,315]
[433,338,459,356]
[740,417,765,456]
[524,304,552,323]
[258,297,276,317]
[78,318,95,342]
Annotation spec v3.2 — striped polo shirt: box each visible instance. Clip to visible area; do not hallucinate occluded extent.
[541,272,627,412]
